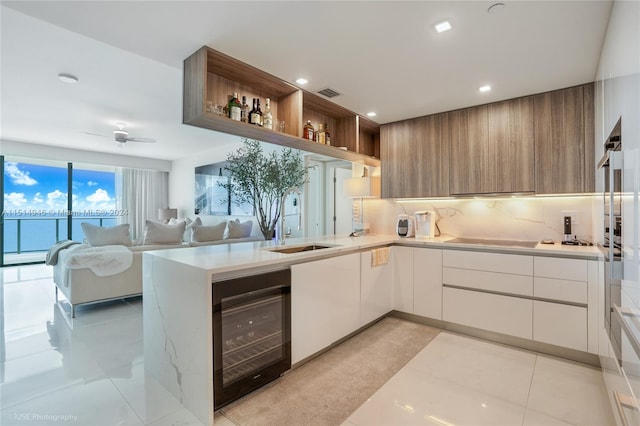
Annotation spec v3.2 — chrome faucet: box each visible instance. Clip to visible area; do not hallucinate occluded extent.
[280,187,302,244]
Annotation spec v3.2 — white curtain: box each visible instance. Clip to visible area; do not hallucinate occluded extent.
[115,168,169,241]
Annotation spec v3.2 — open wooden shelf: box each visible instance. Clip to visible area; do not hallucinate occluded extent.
[183,46,380,166]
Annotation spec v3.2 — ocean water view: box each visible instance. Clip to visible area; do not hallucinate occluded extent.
[3,215,117,253]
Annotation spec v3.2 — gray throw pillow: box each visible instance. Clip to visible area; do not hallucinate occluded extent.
[227,219,253,239]
[81,223,132,246]
[191,222,227,242]
[143,220,186,245]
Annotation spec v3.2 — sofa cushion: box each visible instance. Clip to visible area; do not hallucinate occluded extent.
[143,220,186,245]
[169,216,202,242]
[192,222,226,242]
[227,219,253,239]
[81,223,132,247]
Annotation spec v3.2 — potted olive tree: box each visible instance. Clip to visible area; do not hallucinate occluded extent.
[223,138,307,240]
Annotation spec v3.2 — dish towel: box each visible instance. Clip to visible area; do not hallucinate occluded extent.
[63,244,133,277]
[371,247,390,267]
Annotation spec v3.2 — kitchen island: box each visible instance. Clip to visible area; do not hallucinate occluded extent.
[142,234,601,425]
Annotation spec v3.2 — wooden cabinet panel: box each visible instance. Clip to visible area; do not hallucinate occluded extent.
[381,113,449,198]
[534,84,594,193]
[489,97,535,193]
[449,107,491,195]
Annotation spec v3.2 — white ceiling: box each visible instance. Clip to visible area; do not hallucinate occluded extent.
[0,1,612,161]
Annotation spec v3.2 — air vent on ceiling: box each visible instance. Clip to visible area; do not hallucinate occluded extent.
[316,87,342,98]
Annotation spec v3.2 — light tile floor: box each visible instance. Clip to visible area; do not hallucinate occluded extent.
[1,264,615,426]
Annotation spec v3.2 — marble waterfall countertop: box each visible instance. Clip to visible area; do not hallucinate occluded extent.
[144,234,602,281]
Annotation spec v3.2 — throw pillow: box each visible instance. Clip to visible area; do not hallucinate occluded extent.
[81,223,132,247]
[169,216,202,242]
[227,219,253,239]
[143,220,186,245]
[191,222,227,242]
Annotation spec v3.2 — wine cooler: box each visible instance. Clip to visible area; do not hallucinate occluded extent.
[212,269,291,409]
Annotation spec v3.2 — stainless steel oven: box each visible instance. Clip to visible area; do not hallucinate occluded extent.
[212,269,291,409]
[599,118,623,364]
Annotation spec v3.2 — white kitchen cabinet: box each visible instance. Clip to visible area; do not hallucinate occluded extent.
[443,250,533,275]
[443,267,533,297]
[533,301,587,352]
[291,253,361,364]
[392,246,414,313]
[443,287,533,339]
[413,248,443,319]
[534,257,588,281]
[360,248,393,326]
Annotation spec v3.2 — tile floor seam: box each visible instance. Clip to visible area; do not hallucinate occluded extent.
[107,374,153,426]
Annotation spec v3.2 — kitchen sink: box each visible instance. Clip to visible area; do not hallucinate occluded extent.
[266,244,337,254]
[445,237,539,248]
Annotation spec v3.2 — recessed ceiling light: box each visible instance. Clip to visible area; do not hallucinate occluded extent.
[479,85,492,93]
[367,112,377,117]
[58,73,78,83]
[434,21,452,33]
[488,3,505,13]
[296,78,308,85]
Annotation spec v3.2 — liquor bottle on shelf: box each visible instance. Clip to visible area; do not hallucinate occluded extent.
[303,120,315,141]
[251,99,263,126]
[241,96,249,123]
[228,92,242,121]
[263,98,273,130]
[316,123,326,144]
[249,98,262,126]
[324,123,331,145]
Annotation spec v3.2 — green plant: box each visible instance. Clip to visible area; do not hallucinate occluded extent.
[223,138,307,240]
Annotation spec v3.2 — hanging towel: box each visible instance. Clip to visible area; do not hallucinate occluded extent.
[371,247,390,267]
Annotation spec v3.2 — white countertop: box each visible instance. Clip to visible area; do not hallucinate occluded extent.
[145,234,602,279]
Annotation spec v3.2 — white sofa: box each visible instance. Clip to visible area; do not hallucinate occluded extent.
[52,217,264,317]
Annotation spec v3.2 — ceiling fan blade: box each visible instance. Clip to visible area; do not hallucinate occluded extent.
[127,137,156,143]
[83,131,107,137]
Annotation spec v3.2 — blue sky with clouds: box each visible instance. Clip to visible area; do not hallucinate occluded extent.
[3,162,115,215]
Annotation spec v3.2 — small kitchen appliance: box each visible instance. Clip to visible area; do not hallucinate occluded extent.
[414,211,436,239]
[397,214,414,237]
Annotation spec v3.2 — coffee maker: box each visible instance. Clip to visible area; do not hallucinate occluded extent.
[396,214,414,237]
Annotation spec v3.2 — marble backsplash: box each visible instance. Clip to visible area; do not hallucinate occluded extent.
[363,196,598,243]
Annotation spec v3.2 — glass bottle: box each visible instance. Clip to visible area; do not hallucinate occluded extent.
[228,92,242,121]
[316,123,326,144]
[249,98,262,126]
[263,98,273,130]
[303,120,315,141]
[324,122,331,145]
[256,98,263,126]
[241,96,249,123]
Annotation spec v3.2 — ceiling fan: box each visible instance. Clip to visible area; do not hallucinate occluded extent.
[113,126,156,144]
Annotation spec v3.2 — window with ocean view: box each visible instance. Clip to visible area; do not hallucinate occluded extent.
[2,158,116,266]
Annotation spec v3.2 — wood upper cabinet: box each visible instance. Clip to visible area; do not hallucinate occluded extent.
[534,83,595,194]
[183,46,380,167]
[381,113,449,198]
[449,97,534,195]
[489,97,535,193]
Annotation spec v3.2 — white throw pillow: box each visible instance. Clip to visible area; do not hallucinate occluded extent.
[191,222,227,242]
[227,219,253,239]
[81,223,132,247]
[143,220,186,245]
[169,216,202,242]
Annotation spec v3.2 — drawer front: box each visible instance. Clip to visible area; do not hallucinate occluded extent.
[534,277,588,304]
[443,250,533,275]
[533,301,587,351]
[443,267,533,297]
[534,257,588,281]
[443,287,533,340]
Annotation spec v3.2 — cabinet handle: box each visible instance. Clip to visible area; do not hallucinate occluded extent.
[614,390,639,426]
